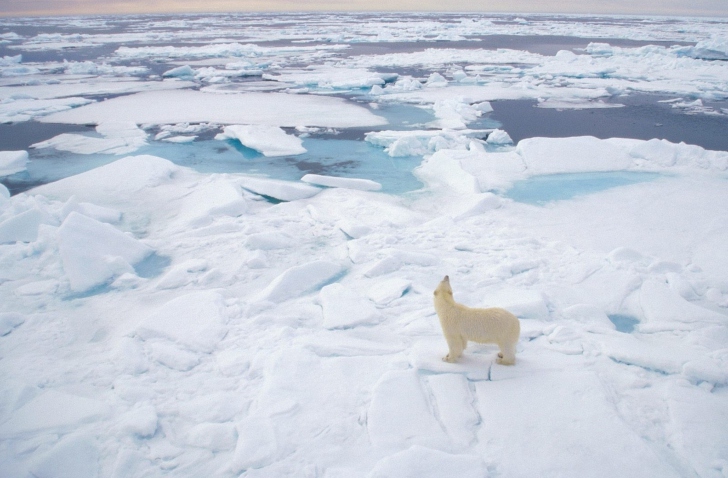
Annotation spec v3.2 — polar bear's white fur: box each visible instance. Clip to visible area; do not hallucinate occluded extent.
[433,275,520,365]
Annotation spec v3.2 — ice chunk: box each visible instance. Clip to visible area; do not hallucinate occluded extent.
[177,179,247,228]
[561,304,615,330]
[163,64,196,79]
[0,208,45,244]
[61,197,122,224]
[364,251,438,278]
[135,290,229,353]
[58,212,153,292]
[319,283,382,329]
[231,416,278,472]
[337,219,372,239]
[516,136,633,175]
[245,231,294,250]
[147,341,201,371]
[40,90,388,128]
[29,433,99,478]
[187,423,238,452]
[367,370,448,449]
[683,37,728,60]
[368,445,487,478]
[34,155,179,199]
[115,404,158,438]
[32,122,148,155]
[414,151,480,194]
[216,124,306,157]
[0,389,109,437]
[451,193,502,221]
[425,72,448,87]
[485,128,513,145]
[255,260,343,302]
[301,174,382,192]
[238,176,320,202]
[365,129,486,158]
[0,312,24,336]
[367,278,411,306]
[0,150,28,176]
[481,288,549,320]
[639,278,726,324]
[0,96,93,123]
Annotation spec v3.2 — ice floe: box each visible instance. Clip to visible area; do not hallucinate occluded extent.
[0,150,28,176]
[39,90,388,127]
[215,125,306,157]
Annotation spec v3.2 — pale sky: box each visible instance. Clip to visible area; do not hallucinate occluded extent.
[1,0,727,17]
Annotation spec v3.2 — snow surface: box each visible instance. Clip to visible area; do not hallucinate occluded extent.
[1,12,728,478]
[2,135,727,477]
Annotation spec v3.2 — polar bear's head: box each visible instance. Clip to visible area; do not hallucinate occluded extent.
[433,275,453,298]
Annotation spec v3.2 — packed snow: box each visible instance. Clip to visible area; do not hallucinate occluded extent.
[1,11,728,478]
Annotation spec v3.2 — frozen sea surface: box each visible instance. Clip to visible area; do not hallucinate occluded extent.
[1,12,728,478]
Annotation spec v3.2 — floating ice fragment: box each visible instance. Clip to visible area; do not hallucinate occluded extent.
[414,152,480,194]
[32,122,148,155]
[40,90,388,128]
[0,150,28,176]
[485,129,512,145]
[34,155,179,199]
[58,212,153,293]
[216,124,306,157]
[425,72,448,87]
[516,136,633,174]
[162,64,196,79]
[0,96,93,123]
[301,174,382,191]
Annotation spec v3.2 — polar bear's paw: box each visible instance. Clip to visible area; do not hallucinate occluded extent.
[443,354,458,363]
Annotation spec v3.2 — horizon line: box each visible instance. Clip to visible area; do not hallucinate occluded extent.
[1,9,727,20]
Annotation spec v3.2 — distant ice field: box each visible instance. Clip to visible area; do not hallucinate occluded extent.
[1,14,728,478]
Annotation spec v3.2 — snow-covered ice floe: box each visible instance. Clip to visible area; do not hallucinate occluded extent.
[2,134,728,477]
[39,90,387,128]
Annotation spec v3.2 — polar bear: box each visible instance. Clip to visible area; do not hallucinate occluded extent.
[433,275,520,365]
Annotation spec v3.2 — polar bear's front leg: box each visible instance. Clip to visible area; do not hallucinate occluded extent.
[443,333,465,362]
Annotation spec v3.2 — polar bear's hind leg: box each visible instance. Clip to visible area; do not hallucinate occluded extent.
[496,341,516,365]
